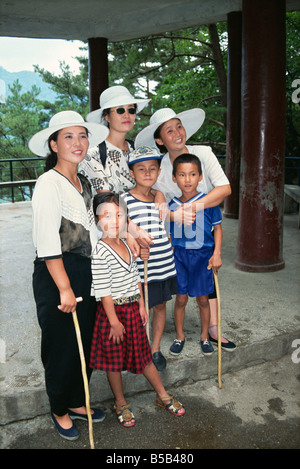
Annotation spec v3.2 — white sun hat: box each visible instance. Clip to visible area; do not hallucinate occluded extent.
[86,85,150,124]
[28,110,109,157]
[134,107,205,151]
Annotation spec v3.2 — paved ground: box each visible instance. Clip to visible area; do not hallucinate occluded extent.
[1,354,299,450]
[0,202,299,451]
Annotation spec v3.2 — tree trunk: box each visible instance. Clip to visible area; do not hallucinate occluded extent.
[208,24,227,110]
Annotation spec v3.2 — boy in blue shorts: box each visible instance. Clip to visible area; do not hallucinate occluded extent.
[168,153,223,356]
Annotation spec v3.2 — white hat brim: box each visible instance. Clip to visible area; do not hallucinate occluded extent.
[28,122,109,157]
[86,97,151,124]
[135,108,205,151]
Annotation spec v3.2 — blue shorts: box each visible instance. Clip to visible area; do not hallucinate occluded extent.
[174,246,214,297]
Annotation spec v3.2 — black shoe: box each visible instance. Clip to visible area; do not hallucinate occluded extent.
[209,334,236,351]
[152,351,167,371]
[51,413,80,441]
[69,408,105,422]
[169,339,185,356]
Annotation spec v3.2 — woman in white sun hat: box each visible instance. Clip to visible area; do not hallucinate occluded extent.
[29,110,109,441]
[79,85,164,248]
[135,107,236,354]
[79,85,150,195]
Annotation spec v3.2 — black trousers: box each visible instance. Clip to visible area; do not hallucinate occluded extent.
[33,252,96,416]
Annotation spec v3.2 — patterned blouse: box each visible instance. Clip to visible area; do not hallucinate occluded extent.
[78,140,135,194]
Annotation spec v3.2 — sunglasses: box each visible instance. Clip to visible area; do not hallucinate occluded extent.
[112,107,137,115]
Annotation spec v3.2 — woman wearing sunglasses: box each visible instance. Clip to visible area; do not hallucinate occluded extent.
[79,85,150,195]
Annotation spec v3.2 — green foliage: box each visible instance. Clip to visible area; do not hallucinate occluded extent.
[286,12,300,157]
[0,81,49,201]
[33,61,89,117]
[0,13,299,194]
[0,81,45,158]
[108,24,228,152]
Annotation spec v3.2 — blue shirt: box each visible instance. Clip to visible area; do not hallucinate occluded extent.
[168,192,222,250]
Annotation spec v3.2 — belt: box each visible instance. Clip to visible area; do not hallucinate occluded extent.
[113,294,141,305]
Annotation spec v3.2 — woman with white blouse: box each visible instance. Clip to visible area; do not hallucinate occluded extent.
[135,107,236,353]
[29,110,109,441]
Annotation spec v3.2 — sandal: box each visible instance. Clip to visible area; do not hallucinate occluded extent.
[156,395,185,416]
[114,402,136,428]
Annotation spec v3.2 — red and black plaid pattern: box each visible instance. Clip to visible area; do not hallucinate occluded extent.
[90,301,152,374]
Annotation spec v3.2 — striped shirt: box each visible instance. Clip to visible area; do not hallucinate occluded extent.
[121,192,177,284]
[91,239,140,301]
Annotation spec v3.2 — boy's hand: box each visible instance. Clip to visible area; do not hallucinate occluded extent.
[208,253,222,274]
[124,232,140,260]
[140,246,150,260]
[155,202,169,222]
[153,191,168,221]
[174,203,196,226]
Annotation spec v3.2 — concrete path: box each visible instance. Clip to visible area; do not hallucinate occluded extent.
[0,202,299,445]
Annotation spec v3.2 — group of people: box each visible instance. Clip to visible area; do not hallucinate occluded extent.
[29,85,236,441]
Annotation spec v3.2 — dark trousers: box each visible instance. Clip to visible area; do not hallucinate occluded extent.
[33,252,96,416]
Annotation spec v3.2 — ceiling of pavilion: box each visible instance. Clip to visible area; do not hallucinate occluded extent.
[0,0,300,42]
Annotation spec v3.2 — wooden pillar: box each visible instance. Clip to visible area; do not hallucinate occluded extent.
[235,0,286,272]
[223,11,242,219]
[88,38,109,113]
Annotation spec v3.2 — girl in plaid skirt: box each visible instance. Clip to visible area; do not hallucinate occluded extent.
[90,193,185,427]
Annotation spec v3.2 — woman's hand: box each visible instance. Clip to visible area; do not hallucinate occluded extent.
[57,287,78,313]
[45,258,77,313]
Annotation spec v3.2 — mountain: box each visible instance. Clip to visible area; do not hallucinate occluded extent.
[0,66,57,102]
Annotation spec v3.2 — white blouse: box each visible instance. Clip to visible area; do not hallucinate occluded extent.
[153,145,229,203]
[32,169,97,260]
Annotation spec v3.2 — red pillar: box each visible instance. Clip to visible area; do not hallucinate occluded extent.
[224,11,242,219]
[88,37,109,113]
[235,0,286,272]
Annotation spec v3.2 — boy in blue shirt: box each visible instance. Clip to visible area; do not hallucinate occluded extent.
[168,153,223,356]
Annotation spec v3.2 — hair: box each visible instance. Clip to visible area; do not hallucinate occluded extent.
[172,153,202,177]
[93,192,128,224]
[153,123,167,154]
[44,127,89,172]
[44,131,59,172]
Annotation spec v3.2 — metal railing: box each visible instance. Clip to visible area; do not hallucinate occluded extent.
[0,156,299,204]
[0,157,44,203]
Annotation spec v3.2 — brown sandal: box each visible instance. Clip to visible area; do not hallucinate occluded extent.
[156,395,185,416]
[114,402,136,427]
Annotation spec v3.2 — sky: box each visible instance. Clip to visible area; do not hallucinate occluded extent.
[0,37,87,74]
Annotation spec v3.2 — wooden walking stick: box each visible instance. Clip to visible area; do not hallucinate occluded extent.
[144,260,150,339]
[207,266,222,389]
[72,297,95,449]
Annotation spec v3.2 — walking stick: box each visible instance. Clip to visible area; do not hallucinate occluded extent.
[207,266,222,389]
[72,297,95,449]
[144,260,150,339]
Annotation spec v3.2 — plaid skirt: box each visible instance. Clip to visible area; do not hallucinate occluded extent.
[90,301,152,374]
